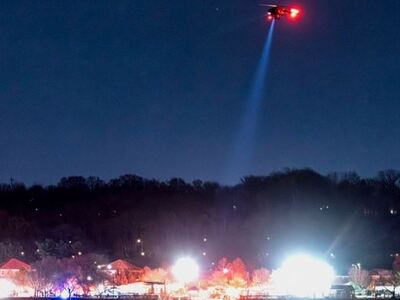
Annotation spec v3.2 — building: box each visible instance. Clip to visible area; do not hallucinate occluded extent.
[0,258,31,278]
[100,259,144,285]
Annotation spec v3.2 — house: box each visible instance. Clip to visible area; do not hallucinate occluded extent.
[101,259,143,285]
[109,259,142,272]
[0,258,31,277]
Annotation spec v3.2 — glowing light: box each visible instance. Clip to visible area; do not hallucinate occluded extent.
[223,268,229,274]
[225,286,241,299]
[290,8,300,18]
[137,239,141,244]
[141,251,145,256]
[60,289,69,299]
[172,257,199,283]
[0,279,16,298]
[273,254,334,298]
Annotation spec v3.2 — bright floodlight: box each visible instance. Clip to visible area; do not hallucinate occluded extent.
[0,279,15,298]
[172,257,199,283]
[274,254,334,298]
[60,290,70,300]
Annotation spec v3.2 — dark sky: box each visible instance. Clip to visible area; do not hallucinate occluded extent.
[1,0,399,185]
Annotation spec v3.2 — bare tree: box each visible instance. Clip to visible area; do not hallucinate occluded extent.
[349,266,371,289]
[27,256,59,297]
[252,268,270,286]
[382,271,400,298]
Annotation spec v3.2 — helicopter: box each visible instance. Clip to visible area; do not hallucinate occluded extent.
[260,4,300,21]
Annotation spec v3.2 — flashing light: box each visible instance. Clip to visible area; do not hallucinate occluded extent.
[172,257,199,283]
[273,254,334,298]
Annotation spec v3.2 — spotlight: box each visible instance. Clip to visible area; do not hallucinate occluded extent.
[172,257,199,283]
[0,279,16,298]
[274,254,334,298]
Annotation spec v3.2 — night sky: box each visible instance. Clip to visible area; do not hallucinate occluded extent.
[1,0,399,185]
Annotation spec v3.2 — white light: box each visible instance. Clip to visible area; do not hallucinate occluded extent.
[60,289,69,299]
[223,268,229,274]
[274,254,334,298]
[172,257,199,283]
[0,279,16,298]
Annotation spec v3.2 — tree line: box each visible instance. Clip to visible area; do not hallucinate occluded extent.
[0,168,399,272]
